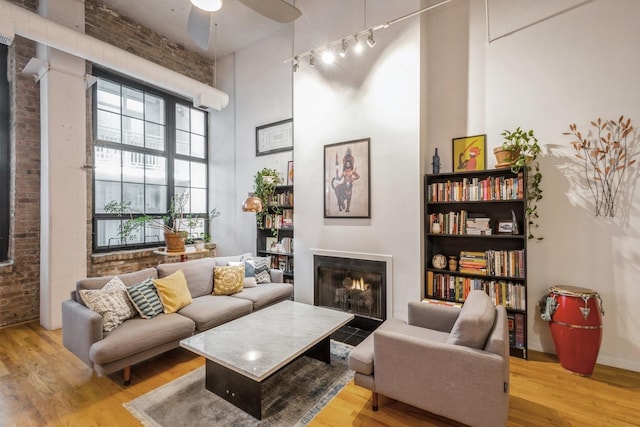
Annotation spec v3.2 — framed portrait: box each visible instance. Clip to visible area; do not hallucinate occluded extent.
[452,134,486,172]
[256,118,293,156]
[497,220,514,234]
[324,138,370,218]
[287,160,294,185]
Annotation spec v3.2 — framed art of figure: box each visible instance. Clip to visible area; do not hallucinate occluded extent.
[324,138,370,218]
[452,134,486,172]
[256,118,293,156]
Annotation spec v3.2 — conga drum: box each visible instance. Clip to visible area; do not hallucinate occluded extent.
[547,285,604,376]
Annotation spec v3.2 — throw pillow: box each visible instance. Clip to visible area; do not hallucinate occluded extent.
[153,269,193,314]
[243,256,272,284]
[127,277,164,319]
[243,276,258,288]
[79,277,136,332]
[228,261,257,288]
[213,265,245,295]
[446,290,496,349]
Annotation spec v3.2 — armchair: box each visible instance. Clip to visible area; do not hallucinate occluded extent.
[348,290,510,427]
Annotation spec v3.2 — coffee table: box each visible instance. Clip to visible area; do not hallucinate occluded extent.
[180,300,354,419]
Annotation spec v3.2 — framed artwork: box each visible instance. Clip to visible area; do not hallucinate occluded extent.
[324,138,370,218]
[256,118,293,156]
[452,134,486,172]
[497,220,514,234]
[287,160,294,185]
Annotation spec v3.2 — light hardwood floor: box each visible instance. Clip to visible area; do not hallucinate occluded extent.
[1,321,639,426]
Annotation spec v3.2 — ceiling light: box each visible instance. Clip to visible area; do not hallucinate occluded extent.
[190,0,223,12]
[309,51,315,67]
[367,29,376,48]
[321,49,335,64]
[242,194,263,212]
[339,39,349,57]
[353,35,363,54]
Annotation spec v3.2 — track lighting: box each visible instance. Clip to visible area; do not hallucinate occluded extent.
[339,39,349,57]
[322,49,335,64]
[353,34,363,54]
[190,0,222,12]
[367,29,376,48]
[309,51,315,67]
[292,57,299,72]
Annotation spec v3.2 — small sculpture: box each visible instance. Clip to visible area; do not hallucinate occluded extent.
[432,148,441,174]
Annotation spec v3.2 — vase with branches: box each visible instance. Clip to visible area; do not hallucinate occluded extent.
[564,116,636,217]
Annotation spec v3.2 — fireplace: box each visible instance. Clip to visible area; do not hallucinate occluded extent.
[314,255,387,328]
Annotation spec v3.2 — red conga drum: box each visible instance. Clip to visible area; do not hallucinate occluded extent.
[548,285,604,376]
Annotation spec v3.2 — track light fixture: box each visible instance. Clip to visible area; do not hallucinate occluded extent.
[284,0,452,71]
[190,0,222,12]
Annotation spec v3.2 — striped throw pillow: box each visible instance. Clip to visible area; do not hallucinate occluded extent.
[126,277,164,319]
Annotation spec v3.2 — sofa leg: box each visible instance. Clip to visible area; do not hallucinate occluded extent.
[372,392,379,411]
[123,366,131,386]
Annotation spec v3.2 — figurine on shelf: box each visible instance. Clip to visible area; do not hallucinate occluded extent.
[432,148,441,174]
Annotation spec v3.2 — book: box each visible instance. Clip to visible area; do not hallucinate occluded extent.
[507,313,515,346]
[514,313,525,348]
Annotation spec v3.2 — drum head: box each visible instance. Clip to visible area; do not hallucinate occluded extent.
[549,285,599,297]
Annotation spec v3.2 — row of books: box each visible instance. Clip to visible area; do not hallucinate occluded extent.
[265,236,293,254]
[427,172,524,202]
[268,191,293,207]
[263,209,293,229]
[457,250,525,278]
[270,255,294,274]
[426,271,526,310]
[428,211,492,235]
[508,312,526,348]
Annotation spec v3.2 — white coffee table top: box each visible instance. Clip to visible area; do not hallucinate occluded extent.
[180,300,353,381]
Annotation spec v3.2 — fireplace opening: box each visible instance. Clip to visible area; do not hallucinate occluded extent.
[314,255,386,330]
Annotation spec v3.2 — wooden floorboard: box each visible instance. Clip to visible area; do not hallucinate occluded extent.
[0,321,639,426]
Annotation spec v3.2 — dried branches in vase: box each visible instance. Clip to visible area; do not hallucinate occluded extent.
[564,116,637,217]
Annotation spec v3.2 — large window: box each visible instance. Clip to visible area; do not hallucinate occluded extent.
[0,44,9,262]
[93,71,209,251]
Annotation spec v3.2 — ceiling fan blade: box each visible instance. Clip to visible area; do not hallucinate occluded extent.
[187,5,211,50]
[238,0,302,23]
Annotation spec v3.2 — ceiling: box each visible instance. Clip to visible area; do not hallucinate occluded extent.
[98,0,294,60]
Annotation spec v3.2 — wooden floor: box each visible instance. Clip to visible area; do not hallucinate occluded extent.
[1,321,639,427]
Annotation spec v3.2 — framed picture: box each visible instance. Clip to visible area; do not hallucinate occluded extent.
[324,138,370,218]
[256,118,293,156]
[265,237,278,251]
[452,134,486,172]
[497,220,514,234]
[287,160,294,185]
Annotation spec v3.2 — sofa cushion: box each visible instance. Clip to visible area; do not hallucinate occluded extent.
[89,313,195,365]
[231,282,293,310]
[213,252,253,267]
[157,257,217,298]
[213,265,244,295]
[78,277,136,332]
[76,268,158,302]
[446,290,496,349]
[177,295,253,331]
[127,278,164,319]
[348,319,450,376]
[153,269,193,313]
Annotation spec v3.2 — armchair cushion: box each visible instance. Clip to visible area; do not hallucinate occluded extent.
[446,290,495,349]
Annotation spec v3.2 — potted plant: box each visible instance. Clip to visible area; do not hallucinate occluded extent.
[496,127,543,240]
[105,192,220,252]
[252,168,281,234]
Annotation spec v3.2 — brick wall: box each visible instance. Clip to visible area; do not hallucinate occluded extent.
[0,0,216,327]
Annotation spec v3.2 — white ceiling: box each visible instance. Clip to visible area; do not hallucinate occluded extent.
[98,0,294,60]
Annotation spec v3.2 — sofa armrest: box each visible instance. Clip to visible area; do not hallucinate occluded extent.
[62,299,103,368]
[270,268,284,283]
[407,301,460,332]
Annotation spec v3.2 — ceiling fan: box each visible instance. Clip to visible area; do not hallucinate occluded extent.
[188,0,302,51]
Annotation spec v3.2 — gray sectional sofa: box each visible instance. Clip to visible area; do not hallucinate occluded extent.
[61,253,293,384]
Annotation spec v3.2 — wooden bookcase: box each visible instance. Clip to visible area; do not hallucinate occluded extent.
[424,169,528,359]
[256,185,294,284]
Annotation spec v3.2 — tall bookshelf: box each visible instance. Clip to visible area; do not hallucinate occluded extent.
[256,185,294,284]
[424,169,528,359]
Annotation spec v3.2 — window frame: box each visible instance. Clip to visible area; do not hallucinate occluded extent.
[0,44,10,262]
[91,69,209,253]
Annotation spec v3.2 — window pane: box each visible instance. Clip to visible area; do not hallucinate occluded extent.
[123,87,144,119]
[191,188,207,213]
[145,93,165,124]
[191,134,205,159]
[176,130,189,156]
[176,104,189,131]
[145,226,164,245]
[146,185,167,213]
[123,117,144,147]
[145,122,165,151]
[97,110,121,143]
[174,160,190,187]
[145,155,166,185]
[95,181,121,213]
[97,219,126,247]
[175,187,189,211]
[186,218,205,241]
[123,183,144,212]
[191,162,206,188]
[94,147,121,181]
[123,151,146,183]
[191,109,205,135]
[97,80,121,114]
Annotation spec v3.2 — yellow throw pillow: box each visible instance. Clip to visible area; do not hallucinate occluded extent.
[153,269,192,314]
[213,265,244,295]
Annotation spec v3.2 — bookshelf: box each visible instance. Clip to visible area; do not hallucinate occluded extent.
[256,185,294,285]
[424,169,528,359]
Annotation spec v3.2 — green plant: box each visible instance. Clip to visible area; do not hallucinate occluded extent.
[252,168,281,235]
[500,127,543,240]
[564,116,636,217]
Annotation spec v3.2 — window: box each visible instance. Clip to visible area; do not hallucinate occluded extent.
[0,44,9,261]
[92,71,209,251]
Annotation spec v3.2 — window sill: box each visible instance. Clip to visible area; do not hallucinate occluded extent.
[0,260,15,274]
[91,248,158,264]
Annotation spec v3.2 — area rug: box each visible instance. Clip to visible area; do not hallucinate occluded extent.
[124,340,354,427]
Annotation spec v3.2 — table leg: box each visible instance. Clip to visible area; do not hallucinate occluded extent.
[205,359,262,419]
[304,336,331,364]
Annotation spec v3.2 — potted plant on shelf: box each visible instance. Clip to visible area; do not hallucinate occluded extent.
[105,192,220,252]
[496,127,543,240]
[252,168,282,235]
